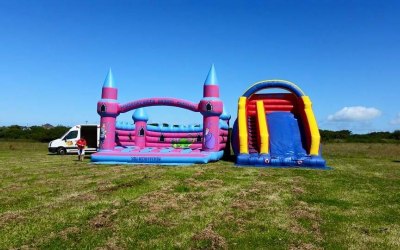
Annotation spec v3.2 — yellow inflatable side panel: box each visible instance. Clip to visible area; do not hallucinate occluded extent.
[301,96,320,156]
[238,97,248,154]
[256,101,269,154]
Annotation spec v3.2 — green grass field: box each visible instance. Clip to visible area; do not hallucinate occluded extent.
[0,141,399,249]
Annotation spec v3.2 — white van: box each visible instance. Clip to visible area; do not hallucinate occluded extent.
[48,124,100,155]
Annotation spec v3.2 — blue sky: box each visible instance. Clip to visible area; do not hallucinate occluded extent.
[1,0,399,133]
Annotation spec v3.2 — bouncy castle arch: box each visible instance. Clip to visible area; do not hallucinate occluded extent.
[119,98,200,113]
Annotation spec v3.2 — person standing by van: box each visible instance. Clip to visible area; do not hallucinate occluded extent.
[76,137,87,161]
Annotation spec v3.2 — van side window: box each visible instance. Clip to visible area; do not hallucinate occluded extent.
[63,131,78,140]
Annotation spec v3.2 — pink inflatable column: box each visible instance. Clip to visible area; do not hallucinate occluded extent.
[199,65,223,152]
[97,69,119,151]
[132,108,148,148]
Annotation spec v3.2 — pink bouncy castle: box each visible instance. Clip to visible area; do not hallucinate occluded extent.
[91,65,230,165]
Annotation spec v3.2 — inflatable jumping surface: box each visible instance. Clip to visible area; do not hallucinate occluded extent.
[232,80,327,168]
[91,65,230,165]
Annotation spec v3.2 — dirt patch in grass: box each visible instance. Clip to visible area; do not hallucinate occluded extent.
[97,181,140,193]
[59,226,80,240]
[89,209,118,229]
[258,170,270,177]
[291,201,319,220]
[387,225,400,247]
[96,181,114,192]
[137,178,225,214]
[288,177,317,236]
[3,183,25,192]
[290,201,322,242]
[290,176,306,195]
[230,200,257,210]
[0,211,25,226]
[97,236,124,250]
[185,178,224,189]
[193,169,205,177]
[289,221,307,234]
[192,224,227,250]
[289,242,321,250]
[137,187,206,213]
[137,189,180,213]
[221,210,247,233]
[292,186,305,195]
[144,214,177,227]
[218,180,289,235]
[111,167,124,173]
[69,192,97,202]
[228,181,279,212]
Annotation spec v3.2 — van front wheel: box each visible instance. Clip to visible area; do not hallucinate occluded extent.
[57,147,66,155]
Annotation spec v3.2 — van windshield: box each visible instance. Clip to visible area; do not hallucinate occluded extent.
[63,130,78,140]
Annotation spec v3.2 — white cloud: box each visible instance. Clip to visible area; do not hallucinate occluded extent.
[328,106,381,122]
[390,113,400,125]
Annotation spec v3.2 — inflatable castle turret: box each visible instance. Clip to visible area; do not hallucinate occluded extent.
[199,64,223,152]
[97,69,119,150]
[132,108,148,148]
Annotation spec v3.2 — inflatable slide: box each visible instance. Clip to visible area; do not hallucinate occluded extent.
[232,80,327,168]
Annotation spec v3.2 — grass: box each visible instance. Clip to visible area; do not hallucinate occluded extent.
[0,141,399,249]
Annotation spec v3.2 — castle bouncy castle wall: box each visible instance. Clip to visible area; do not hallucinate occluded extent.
[114,120,229,150]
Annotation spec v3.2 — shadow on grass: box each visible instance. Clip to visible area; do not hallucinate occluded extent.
[222,154,235,163]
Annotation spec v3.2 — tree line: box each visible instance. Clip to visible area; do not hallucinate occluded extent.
[0,125,399,143]
[320,130,400,143]
[0,125,70,142]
